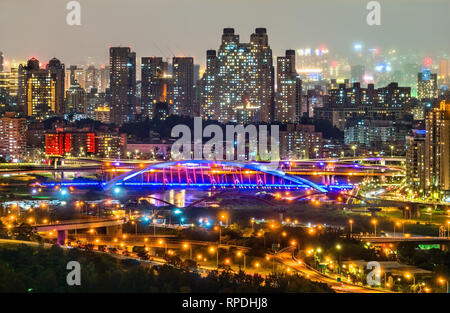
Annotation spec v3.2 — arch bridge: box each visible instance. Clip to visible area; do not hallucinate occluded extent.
[104,160,328,193]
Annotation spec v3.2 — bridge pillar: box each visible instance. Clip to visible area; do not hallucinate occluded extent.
[57,230,68,246]
[106,225,123,236]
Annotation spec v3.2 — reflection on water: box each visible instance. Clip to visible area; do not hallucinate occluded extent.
[139,189,216,207]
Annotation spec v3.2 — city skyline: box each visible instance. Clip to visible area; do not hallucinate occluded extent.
[1,0,450,298]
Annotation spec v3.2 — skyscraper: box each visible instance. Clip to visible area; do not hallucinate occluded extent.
[418,70,438,100]
[0,67,19,107]
[200,50,219,120]
[18,58,57,119]
[172,57,194,117]
[200,28,274,123]
[0,112,27,160]
[276,50,302,123]
[46,58,66,115]
[406,129,426,197]
[439,59,449,87]
[425,100,450,199]
[141,57,169,118]
[109,47,136,125]
[65,81,87,114]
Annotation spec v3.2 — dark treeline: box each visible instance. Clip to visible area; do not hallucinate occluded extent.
[0,244,333,293]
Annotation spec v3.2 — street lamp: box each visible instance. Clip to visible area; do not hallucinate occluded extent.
[290,239,298,250]
[182,242,192,259]
[336,244,342,275]
[219,212,229,226]
[214,225,222,246]
[266,254,275,273]
[394,221,404,237]
[351,145,357,158]
[438,277,449,293]
[371,219,378,236]
[236,251,246,270]
[427,207,433,224]
[390,145,394,157]
[158,239,167,254]
[404,272,416,292]
[209,246,219,268]
[348,219,353,237]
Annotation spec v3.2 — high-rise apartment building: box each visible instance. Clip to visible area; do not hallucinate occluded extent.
[406,129,426,197]
[46,58,65,115]
[425,100,450,199]
[109,47,136,125]
[418,70,438,100]
[0,66,19,107]
[276,50,302,123]
[18,58,58,119]
[0,112,27,159]
[172,57,194,117]
[65,81,87,114]
[200,28,274,123]
[280,124,323,160]
[200,50,219,120]
[141,57,169,118]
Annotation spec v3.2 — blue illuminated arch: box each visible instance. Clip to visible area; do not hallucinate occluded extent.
[103,160,328,192]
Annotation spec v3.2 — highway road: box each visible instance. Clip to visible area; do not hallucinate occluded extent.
[275,247,386,293]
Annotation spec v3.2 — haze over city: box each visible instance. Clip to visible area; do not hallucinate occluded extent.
[1,0,450,67]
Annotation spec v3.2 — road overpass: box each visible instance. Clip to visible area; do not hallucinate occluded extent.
[35,217,125,246]
[358,235,450,244]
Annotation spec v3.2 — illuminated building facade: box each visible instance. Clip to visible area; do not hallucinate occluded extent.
[0,67,19,107]
[0,112,27,159]
[109,47,136,125]
[297,47,329,81]
[200,50,219,120]
[153,102,170,121]
[418,70,438,100]
[344,119,408,148]
[406,129,426,197]
[280,124,323,160]
[65,81,87,114]
[141,57,169,118]
[93,104,111,124]
[172,57,194,117]
[276,50,302,123]
[425,100,450,199]
[200,28,274,123]
[439,59,449,87]
[45,130,96,157]
[18,58,57,119]
[46,58,65,115]
[96,132,126,158]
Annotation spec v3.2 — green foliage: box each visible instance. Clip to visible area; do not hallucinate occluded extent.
[0,244,334,293]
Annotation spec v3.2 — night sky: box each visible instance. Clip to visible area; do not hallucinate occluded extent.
[1,0,449,67]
